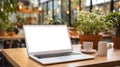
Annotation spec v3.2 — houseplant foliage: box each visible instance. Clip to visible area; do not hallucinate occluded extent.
[0,0,17,36]
[0,0,17,23]
[43,14,65,25]
[106,12,120,49]
[75,11,112,35]
[7,23,19,34]
[74,11,112,49]
[106,12,120,36]
[43,14,53,25]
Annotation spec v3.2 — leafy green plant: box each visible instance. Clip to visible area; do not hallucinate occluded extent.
[53,18,66,25]
[43,14,66,25]
[74,11,112,35]
[7,23,19,34]
[0,0,17,23]
[0,0,17,33]
[106,12,120,37]
[0,22,10,32]
[16,13,24,23]
[43,14,53,25]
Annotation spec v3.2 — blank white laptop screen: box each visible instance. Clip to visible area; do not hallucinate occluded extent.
[24,25,72,53]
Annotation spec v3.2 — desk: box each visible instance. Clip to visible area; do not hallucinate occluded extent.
[2,45,120,67]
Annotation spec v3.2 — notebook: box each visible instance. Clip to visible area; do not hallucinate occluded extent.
[23,25,94,65]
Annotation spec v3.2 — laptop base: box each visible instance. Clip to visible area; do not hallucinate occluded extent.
[30,53,94,65]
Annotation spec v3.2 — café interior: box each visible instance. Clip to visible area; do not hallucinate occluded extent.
[0,0,120,67]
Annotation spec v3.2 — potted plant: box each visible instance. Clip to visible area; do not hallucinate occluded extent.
[43,14,66,25]
[7,23,19,36]
[43,14,53,25]
[0,0,17,36]
[74,11,112,50]
[106,12,120,49]
[0,22,10,36]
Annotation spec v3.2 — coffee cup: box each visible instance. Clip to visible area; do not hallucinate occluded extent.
[83,42,93,51]
[98,41,112,56]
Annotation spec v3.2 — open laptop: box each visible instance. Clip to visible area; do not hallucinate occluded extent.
[23,25,94,65]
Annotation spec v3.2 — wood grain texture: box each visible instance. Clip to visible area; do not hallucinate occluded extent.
[2,45,120,67]
[0,34,24,40]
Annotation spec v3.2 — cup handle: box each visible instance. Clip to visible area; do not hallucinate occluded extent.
[108,44,113,49]
[81,45,83,49]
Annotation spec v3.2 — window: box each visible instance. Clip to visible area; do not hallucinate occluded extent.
[54,0,61,19]
[48,1,53,18]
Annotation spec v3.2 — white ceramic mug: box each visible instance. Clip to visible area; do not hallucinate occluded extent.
[83,42,93,51]
[98,41,112,56]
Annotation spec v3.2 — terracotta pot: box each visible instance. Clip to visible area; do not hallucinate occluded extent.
[79,35,103,50]
[1,31,7,37]
[10,32,15,36]
[70,30,79,36]
[112,36,120,49]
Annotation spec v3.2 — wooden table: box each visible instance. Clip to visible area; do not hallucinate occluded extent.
[0,34,24,40]
[0,34,25,48]
[2,45,120,67]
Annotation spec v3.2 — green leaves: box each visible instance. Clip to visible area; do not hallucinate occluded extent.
[43,14,53,25]
[0,0,17,33]
[0,22,10,32]
[43,14,65,25]
[106,12,120,36]
[75,11,112,35]
[0,0,17,23]
[106,12,120,27]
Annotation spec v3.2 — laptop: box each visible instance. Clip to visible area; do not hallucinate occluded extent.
[23,25,94,65]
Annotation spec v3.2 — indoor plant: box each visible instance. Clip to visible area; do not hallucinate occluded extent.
[7,23,19,36]
[43,14,65,25]
[106,12,120,49]
[43,14,53,25]
[0,0,17,36]
[0,22,10,36]
[74,11,112,49]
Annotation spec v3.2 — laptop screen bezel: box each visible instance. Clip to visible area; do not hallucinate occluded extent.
[23,25,73,55]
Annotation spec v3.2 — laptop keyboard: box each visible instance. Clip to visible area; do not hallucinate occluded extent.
[34,52,80,59]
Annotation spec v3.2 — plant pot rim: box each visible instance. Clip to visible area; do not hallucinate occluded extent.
[79,35,102,36]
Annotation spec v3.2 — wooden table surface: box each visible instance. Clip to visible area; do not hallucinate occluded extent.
[0,34,24,40]
[2,45,120,67]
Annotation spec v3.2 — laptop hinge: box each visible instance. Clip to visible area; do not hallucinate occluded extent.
[29,49,73,55]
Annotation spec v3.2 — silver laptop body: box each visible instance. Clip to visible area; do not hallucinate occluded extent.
[23,25,94,65]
